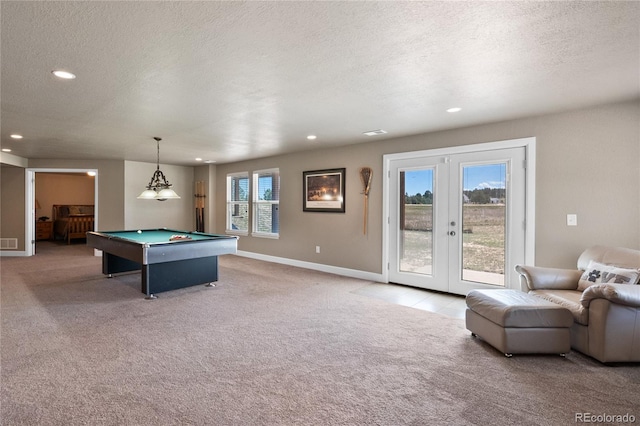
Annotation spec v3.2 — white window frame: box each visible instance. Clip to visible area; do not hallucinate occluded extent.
[226,172,249,236]
[252,168,280,239]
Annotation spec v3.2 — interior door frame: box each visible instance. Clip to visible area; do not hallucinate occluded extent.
[25,168,99,256]
[382,137,536,286]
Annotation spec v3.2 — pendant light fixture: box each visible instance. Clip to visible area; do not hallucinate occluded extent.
[137,137,181,201]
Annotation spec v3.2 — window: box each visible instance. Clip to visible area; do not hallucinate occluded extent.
[226,172,249,234]
[252,168,279,238]
[226,169,280,238]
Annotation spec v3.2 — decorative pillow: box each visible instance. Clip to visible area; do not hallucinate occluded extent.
[577,260,640,291]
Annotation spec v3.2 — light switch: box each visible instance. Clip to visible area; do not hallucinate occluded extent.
[567,214,577,226]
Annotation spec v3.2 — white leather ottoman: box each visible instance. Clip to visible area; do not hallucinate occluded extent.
[465,289,573,357]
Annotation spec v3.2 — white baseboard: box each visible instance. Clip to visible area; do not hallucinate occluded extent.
[0,247,385,283]
[0,250,27,257]
[235,250,385,283]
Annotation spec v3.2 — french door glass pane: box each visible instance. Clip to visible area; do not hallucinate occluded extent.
[399,169,434,275]
[461,163,506,286]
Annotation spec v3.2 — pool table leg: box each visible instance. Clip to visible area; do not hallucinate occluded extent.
[141,265,157,300]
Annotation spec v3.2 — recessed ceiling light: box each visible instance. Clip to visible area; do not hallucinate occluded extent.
[2,148,12,152]
[363,129,387,136]
[204,160,216,164]
[307,135,317,140]
[10,134,23,139]
[195,158,203,161]
[52,70,76,79]
[446,107,462,113]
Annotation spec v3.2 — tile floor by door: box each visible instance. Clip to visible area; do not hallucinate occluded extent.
[352,282,468,319]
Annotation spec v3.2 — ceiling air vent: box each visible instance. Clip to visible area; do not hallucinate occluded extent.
[363,129,387,136]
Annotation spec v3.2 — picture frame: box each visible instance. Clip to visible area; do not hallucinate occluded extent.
[303,168,346,213]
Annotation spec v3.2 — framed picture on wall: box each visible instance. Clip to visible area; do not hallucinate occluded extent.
[303,168,346,213]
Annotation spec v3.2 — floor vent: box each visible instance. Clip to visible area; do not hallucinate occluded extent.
[0,238,18,249]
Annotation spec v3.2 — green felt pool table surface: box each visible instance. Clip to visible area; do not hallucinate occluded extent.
[101,229,221,244]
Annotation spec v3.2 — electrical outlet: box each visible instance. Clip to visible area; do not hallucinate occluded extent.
[567,214,577,226]
[315,246,320,254]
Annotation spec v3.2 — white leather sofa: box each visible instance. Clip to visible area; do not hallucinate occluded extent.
[515,246,640,363]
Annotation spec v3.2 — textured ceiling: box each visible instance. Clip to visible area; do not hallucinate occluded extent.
[1,1,638,166]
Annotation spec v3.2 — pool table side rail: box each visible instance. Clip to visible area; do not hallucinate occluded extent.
[86,230,238,265]
[146,237,238,264]
[87,232,145,264]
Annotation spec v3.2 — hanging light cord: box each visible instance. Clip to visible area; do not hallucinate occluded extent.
[145,137,173,190]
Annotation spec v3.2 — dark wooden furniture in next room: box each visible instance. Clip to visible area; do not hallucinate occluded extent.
[52,204,95,244]
[35,220,53,241]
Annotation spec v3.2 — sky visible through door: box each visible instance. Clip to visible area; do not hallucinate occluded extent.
[404,164,505,196]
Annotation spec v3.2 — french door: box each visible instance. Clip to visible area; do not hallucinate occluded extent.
[387,146,527,295]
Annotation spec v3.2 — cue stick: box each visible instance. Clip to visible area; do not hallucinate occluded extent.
[195,181,206,232]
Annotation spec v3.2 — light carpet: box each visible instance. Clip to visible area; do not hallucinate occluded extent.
[1,242,638,425]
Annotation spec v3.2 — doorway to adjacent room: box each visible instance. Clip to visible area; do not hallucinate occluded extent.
[25,168,98,256]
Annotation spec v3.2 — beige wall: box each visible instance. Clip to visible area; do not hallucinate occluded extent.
[28,159,126,232]
[215,148,383,272]
[35,173,95,221]
[0,165,27,251]
[2,101,638,268]
[0,159,124,252]
[215,100,640,271]
[0,158,197,252]
[124,161,195,230]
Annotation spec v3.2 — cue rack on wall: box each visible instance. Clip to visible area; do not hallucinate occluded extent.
[195,181,206,232]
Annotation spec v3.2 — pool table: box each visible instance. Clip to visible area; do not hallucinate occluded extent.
[86,228,238,298]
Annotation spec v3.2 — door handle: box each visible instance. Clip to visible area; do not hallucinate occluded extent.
[449,231,456,236]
